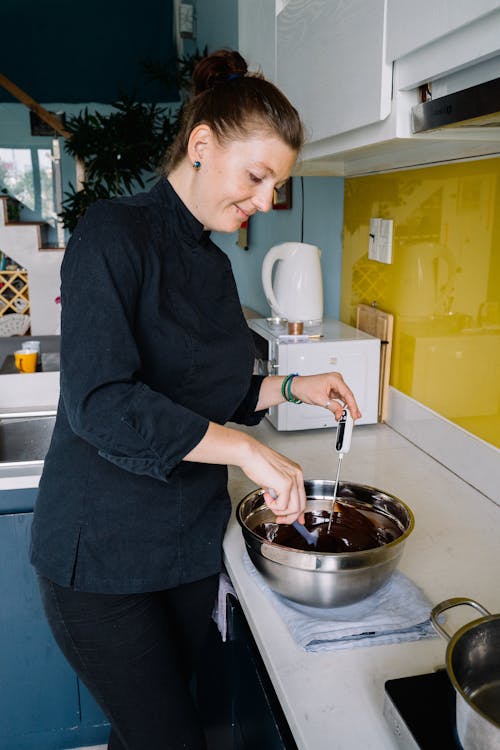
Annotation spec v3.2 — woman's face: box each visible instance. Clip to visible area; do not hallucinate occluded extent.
[190,130,297,232]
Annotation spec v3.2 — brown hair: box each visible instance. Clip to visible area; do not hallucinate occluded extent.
[163,49,304,173]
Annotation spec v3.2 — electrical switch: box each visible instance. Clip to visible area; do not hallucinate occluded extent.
[368,218,393,264]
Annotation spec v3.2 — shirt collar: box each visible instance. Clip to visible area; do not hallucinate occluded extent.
[152,177,210,246]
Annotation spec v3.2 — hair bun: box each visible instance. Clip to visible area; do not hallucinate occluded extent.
[192,49,249,95]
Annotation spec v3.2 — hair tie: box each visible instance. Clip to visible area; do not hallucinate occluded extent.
[227,73,240,81]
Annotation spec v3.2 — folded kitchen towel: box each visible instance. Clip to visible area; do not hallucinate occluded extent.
[243,552,435,652]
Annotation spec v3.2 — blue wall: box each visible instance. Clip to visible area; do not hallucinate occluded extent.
[214,176,345,319]
[186,0,239,54]
[0,0,176,103]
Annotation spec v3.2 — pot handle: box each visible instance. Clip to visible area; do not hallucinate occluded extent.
[431,597,492,641]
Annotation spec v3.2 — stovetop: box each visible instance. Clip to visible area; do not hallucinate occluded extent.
[384,669,462,749]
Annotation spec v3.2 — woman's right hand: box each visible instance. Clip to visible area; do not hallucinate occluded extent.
[184,422,306,524]
[238,436,306,525]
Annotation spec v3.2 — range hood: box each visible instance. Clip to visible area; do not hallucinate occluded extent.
[412,76,500,133]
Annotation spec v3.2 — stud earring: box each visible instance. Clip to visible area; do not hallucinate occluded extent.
[193,160,201,170]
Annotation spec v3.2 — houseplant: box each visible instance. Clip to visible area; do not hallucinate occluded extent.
[60,49,206,233]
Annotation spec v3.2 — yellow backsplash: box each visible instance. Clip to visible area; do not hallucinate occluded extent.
[341,157,500,448]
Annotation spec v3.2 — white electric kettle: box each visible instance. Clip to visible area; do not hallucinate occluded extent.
[262,242,323,324]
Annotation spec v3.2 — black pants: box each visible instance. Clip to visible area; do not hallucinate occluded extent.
[37,573,220,750]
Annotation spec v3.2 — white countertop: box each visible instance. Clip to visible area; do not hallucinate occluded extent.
[0,371,59,412]
[223,419,500,750]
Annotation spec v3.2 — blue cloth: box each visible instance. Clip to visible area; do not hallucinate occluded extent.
[243,552,436,651]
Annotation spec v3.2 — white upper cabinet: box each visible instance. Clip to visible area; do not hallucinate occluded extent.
[276,0,392,141]
[386,0,500,63]
[238,0,500,175]
[388,0,500,90]
[238,0,277,82]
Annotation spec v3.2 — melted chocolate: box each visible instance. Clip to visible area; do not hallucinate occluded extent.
[254,504,402,552]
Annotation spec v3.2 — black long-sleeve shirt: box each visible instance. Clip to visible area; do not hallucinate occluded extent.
[30,177,266,593]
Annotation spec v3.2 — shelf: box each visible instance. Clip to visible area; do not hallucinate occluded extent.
[0,270,30,317]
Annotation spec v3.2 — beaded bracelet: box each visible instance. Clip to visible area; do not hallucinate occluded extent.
[281,373,302,404]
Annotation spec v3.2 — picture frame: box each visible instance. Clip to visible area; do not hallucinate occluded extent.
[272,178,292,210]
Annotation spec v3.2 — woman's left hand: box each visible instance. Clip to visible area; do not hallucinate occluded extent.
[289,372,362,421]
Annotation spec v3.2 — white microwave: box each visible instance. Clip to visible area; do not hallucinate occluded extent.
[248,318,380,431]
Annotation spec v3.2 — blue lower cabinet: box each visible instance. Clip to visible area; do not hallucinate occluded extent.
[1,486,297,749]
[196,595,298,750]
[0,492,109,750]
[78,681,111,733]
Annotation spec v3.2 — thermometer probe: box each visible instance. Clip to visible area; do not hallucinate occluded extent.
[327,408,354,533]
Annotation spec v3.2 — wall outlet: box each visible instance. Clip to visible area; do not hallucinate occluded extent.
[369,218,393,264]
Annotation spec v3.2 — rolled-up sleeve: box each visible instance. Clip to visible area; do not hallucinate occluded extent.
[229,374,268,426]
[60,202,209,482]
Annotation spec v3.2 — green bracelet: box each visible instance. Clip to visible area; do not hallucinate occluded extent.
[287,374,303,404]
[281,374,293,401]
[280,375,289,401]
[281,373,302,404]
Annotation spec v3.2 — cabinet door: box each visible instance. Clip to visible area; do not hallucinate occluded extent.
[276,0,392,141]
[386,0,500,62]
[389,1,500,91]
[238,0,277,81]
[226,596,298,750]
[0,512,79,741]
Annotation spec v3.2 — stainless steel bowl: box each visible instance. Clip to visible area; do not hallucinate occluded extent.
[236,479,415,608]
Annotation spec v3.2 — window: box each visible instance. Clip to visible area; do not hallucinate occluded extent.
[0,146,56,225]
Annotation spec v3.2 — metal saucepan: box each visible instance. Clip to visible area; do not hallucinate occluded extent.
[236,479,414,608]
[431,598,500,750]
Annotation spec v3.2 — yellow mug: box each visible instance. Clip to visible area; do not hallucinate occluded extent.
[14,350,37,374]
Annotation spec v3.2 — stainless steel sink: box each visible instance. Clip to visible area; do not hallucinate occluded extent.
[0,414,56,467]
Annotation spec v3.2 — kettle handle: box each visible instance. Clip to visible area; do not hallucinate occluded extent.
[262,245,287,316]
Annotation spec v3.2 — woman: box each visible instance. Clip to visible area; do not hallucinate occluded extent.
[30,49,360,749]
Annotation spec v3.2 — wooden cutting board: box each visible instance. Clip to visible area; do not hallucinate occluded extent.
[356,304,394,422]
